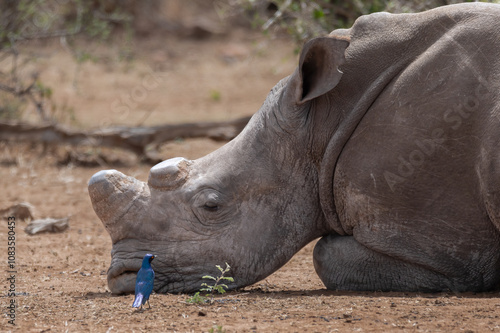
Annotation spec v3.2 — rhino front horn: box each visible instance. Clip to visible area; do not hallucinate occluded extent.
[88,170,150,242]
[148,157,192,190]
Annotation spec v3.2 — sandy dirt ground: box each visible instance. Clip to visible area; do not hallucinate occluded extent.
[2,9,500,333]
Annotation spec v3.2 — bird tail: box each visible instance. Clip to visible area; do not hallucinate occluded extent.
[132,293,143,308]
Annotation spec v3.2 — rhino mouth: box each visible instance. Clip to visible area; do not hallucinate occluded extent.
[106,254,202,294]
[108,271,138,294]
[108,268,202,295]
[106,258,143,294]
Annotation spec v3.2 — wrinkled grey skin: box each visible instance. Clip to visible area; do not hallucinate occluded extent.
[89,3,500,294]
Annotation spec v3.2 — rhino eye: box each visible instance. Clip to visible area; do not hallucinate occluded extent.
[192,189,235,227]
[192,189,226,224]
[203,197,219,211]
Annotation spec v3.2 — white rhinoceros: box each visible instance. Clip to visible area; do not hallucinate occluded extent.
[89,3,500,294]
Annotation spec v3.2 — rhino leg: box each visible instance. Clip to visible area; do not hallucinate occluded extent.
[313,235,458,292]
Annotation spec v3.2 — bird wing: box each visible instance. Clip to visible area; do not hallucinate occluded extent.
[135,268,155,304]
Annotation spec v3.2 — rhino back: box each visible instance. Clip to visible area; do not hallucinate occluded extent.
[331,3,500,288]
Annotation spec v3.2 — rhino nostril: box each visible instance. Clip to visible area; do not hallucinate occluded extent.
[148,157,192,190]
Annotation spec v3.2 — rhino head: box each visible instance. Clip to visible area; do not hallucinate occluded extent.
[88,36,350,294]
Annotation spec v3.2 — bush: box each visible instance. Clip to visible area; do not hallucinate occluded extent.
[0,0,132,121]
[228,0,500,45]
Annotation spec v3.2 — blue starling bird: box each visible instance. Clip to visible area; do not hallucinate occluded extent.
[132,254,155,309]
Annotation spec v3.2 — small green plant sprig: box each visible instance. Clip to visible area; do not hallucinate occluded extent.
[201,262,234,296]
[208,325,225,333]
[186,291,207,304]
[186,262,234,305]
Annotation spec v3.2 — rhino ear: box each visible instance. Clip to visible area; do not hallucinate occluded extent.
[292,37,349,104]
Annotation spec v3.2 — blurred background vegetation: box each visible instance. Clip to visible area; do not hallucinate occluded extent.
[1,0,499,122]
[229,0,499,45]
[0,0,134,121]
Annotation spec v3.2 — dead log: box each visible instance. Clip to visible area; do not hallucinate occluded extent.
[0,116,251,163]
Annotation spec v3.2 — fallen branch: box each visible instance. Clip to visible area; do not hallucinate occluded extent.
[0,116,251,163]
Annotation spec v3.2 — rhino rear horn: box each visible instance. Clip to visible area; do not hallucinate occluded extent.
[148,157,192,190]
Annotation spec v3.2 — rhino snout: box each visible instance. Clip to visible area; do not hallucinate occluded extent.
[148,157,192,190]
